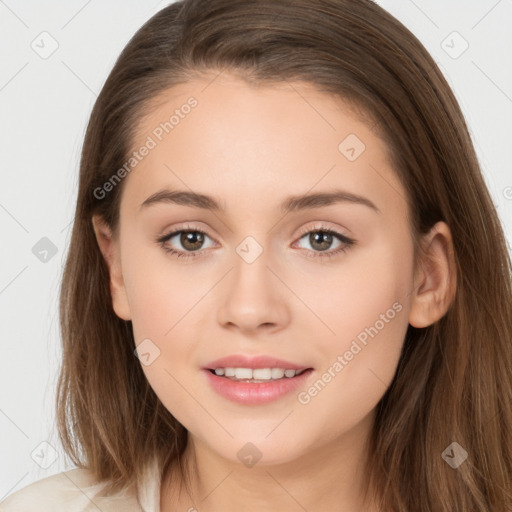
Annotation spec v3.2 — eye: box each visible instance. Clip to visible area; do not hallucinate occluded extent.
[157,225,215,260]
[157,224,356,261]
[293,225,356,259]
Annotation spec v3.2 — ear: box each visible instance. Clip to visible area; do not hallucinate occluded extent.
[91,214,132,321]
[408,221,457,328]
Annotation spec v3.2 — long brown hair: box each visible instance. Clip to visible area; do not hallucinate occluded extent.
[57,0,512,509]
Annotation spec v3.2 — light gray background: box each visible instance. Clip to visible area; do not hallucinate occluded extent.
[1,0,511,499]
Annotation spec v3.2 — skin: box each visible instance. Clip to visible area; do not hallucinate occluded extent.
[93,72,456,512]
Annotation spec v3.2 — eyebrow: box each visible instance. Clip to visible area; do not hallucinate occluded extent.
[139,188,380,214]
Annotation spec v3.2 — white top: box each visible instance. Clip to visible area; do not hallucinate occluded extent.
[0,458,161,512]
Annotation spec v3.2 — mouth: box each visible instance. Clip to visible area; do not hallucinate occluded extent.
[203,367,315,405]
[206,367,313,383]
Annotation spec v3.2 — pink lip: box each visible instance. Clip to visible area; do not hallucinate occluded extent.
[203,354,311,371]
[203,368,314,405]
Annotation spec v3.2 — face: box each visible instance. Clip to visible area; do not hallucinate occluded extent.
[95,73,423,468]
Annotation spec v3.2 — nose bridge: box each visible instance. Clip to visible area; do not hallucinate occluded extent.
[216,234,290,332]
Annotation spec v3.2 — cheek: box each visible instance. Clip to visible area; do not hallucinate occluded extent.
[122,248,206,419]
[121,245,209,405]
[296,234,413,404]
[121,241,206,341]
[299,306,408,441]
[294,233,413,349]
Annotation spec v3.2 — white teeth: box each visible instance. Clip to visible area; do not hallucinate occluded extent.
[212,367,307,381]
[235,368,253,379]
[271,368,285,379]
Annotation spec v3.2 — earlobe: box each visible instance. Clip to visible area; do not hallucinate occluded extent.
[408,221,457,328]
[91,214,132,321]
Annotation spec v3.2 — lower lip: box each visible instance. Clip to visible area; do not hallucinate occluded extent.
[203,369,314,405]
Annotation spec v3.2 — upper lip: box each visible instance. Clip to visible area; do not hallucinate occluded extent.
[203,354,312,371]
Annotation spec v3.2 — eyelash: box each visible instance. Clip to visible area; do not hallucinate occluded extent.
[156,223,356,261]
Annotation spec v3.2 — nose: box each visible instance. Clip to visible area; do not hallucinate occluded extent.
[216,253,291,335]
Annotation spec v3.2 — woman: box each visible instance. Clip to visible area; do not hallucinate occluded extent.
[2,0,511,510]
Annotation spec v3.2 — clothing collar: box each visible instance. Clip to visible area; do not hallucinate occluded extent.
[136,455,162,512]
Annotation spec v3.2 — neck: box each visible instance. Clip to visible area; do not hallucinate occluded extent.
[161,409,380,512]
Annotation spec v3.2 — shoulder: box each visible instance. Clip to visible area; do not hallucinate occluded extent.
[0,467,143,512]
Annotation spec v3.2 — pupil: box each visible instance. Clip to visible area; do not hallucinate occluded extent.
[181,231,204,250]
[310,231,332,251]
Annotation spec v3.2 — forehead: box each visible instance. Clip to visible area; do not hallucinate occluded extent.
[121,73,405,220]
